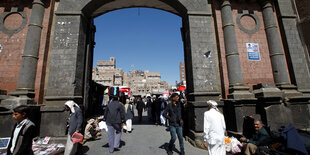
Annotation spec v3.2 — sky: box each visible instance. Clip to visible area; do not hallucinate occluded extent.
[93,8,184,85]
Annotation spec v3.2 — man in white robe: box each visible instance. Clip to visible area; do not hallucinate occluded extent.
[203,100,226,155]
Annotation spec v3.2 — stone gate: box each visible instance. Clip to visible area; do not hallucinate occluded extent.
[0,0,310,148]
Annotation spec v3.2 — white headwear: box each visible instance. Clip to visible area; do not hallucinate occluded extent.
[207,100,219,111]
[125,99,130,104]
[65,100,80,113]
[207,100,217,106]
[87,118,95,124]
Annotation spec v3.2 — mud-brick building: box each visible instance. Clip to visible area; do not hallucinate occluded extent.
[0,0,309,147]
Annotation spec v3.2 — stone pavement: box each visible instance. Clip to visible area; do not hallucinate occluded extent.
[79,110,207,155]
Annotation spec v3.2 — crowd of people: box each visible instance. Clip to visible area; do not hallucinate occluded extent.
[89,89,189,154]
[100,90,188,154]
[6,89,308,155]
[135,95,169,126]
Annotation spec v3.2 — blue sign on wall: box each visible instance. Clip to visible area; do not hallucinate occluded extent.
[246,43,260,61]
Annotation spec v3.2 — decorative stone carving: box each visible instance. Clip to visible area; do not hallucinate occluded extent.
[0,11,27,37]
[236,11,260,37]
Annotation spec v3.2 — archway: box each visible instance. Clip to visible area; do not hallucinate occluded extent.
[45,0,222,144]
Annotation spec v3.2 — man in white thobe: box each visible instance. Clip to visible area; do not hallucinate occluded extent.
[203,100,226,155]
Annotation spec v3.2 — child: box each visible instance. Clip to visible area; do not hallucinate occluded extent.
[7,105,36,155]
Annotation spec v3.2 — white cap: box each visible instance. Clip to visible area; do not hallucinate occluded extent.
[207,100,218,106]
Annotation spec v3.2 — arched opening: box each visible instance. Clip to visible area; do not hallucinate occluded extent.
[45,0,221,142]
[81,0,187,18]
[90,7,184,115]
[79,1,190,117]
[74,2,199,144]
[45,0,193,107]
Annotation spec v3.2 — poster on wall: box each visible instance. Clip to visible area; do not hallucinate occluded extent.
[246,43,260,61]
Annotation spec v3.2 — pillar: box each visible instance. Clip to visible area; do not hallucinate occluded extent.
[41,11,88,136]
[180,1,224,147]
[44,12,88,105]
[277,0,310,96]
[220,0,254,99]
[259,0,301,97]
[184,13,222,102]
[3,0,46,104]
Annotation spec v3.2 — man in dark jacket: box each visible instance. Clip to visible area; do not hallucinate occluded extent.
[136,97,145,123]
[163,93,185,155]
[153,96,162,125]
[240,120,271,155]
[146,96,153,121]
[7,105,36,155]
[104,96,125,153]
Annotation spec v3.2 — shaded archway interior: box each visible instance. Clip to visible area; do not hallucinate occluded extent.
[82,0,187,18]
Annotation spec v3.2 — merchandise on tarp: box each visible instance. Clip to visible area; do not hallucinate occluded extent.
[42,137,50,145]
[0,137,65,155]
[0,137,10,154]
[0,137,10,149]
[32,143,65,155]
[0,138,65,155]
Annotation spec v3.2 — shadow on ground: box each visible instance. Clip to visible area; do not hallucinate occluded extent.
[101,140,126,148]
[159,143,182,155]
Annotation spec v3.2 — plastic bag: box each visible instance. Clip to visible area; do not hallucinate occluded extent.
[224,136,242,154]
[231,137,242,154]
[99,121,108,132]
[71,132,83,144]
[225,137,232,152]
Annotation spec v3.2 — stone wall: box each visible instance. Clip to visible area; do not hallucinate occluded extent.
[0,0,54,103]
[0,1,32,96]
[0,0,309,144]
[276,0,310,95]
[295,0,310,55]
[215,1,283,98]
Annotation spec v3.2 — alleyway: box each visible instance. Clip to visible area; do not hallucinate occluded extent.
[80,110,207,155]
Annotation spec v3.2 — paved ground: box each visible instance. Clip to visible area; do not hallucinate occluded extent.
[79,110,207,155]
